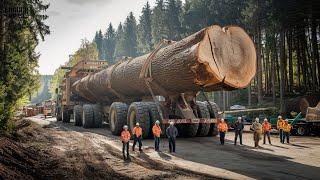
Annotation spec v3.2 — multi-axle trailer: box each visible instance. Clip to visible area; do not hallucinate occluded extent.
[56,25,256,138]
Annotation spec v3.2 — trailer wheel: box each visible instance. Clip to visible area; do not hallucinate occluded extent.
[57,108,62,121]
[82,104,94,128]
[93,104,103,128]
[196,101,210,136]
[296,125,310,136]
[62,106,70,123]
[109,102,128,135]
[205,101,220,136]
[74,105,83,126]
[147,102,167,137]
[128,102,151,138]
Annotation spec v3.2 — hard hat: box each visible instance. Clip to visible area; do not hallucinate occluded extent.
[221,118,225,122]
[169,121,174,126]
[278,115,282,119]
[155,120,160,124]
[255,118,259,122]
[238,117,242,120]
[136,122,140,126]
[123,125,128,129]
[285,119,288,122]
[264,118,268,121]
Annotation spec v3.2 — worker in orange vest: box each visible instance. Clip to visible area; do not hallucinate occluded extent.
[152,120,162,151]
[282,119,292,144]
[262,118,272,145]
[121,125,131,160]
[132,122,143,151]
[277,115,285,143]
[217,119,228,145]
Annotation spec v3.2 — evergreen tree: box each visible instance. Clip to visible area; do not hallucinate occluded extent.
[137,2,153,55]
[104,23,116,64]
[165,0,183,40]
[94,30,104,60]
[122,12,138,58]
[113,23,126,60]
[151,0,168,44]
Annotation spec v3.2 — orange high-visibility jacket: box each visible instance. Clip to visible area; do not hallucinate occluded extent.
[283,123,292,132]
[152,125,162,137]
[277,119,285,129]
[218,122,228,132]
[262,122,272,132]
[133,126,142,137]
[121,130,131,142]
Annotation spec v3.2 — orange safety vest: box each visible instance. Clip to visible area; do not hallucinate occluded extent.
[121,130,131,142]
[283,123,292,132]
[152,125,162,137]
[262,122,271,132]
[133,126,142,137]
[277,119,285,129]
[218,122,228,132]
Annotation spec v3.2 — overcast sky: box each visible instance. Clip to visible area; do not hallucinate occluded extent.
[36,0,158,75]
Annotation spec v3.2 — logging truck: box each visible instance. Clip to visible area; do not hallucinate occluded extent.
[55,25,256,137]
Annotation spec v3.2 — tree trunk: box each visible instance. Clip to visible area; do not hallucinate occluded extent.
[73,25,257,104]
[287,30,293,93]
[256,25,263,106]
[311,18,319,91]
[279,29,285,113]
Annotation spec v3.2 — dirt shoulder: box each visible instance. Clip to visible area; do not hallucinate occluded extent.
[0,118,217,180]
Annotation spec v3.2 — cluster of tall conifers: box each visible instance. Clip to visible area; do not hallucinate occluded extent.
[94,0,320,111]
[0,0,50,129]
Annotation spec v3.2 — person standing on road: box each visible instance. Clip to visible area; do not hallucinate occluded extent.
[166,121,178,153]
[277,116,285,143]
[132,122,143,152]
[152,120,162,151]
[282,119,292,144]
[251,118,262,148]
[218,119,228,145]
[234,117,244,146]
[121,125,131,160]
[262,118,272,145]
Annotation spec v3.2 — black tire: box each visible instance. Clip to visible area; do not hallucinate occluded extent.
[93,104,103,128]
[82,104,94,128]
[109,102,128,135]
[74,105,83,126]
[147,102,166,137]
[296,125,310,136]
[62,106,70,123]
[205,101,220,136]
[127,102,151,139]
[56,108,62,121]
[196,101,211,136]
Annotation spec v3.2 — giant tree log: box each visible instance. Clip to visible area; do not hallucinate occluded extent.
[72,25,256,104]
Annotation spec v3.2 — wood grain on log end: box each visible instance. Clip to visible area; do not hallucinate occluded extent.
[197,25,256,89]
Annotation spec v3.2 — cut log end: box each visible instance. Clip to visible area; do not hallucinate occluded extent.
[197,25,256,89]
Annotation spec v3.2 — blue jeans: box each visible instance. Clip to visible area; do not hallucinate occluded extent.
[154,136,160,150]
[219,132,225,145]
[279,129,283,142]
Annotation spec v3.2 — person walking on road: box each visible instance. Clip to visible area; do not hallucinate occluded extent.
[277,116,285,143]
[218,119,228,145]
[251,118,262,148]
[282,119,292,144]
[152,120,162,151]
[262,118,272,145]
[121,125,131,160]
[166,121,178,153]
[234,117,244,146]
[132,122,143,152]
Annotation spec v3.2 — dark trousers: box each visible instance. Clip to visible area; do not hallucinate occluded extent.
[168,137,176,153]
[132,135,142,151]
[279,129,283,142]
[263,131,271,144]
[219,132,225,145]
[122,141,129,159]
[234,130,243,145]
[154,136,160,150]
[282,132,290,143]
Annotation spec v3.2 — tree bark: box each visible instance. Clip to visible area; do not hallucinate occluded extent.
[73,25,257,104]
[279,29,285,113]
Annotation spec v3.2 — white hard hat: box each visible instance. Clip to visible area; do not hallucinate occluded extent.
[155,120,160,124]
[221,118,225,122]
[169,121,174,126]
[136,122,140,126]
[255,118,259,122]
[285,119,288,122]
[278,115,282,119]
[123,125,128,129]
[264,118,268,121]
[238,117,242,120]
